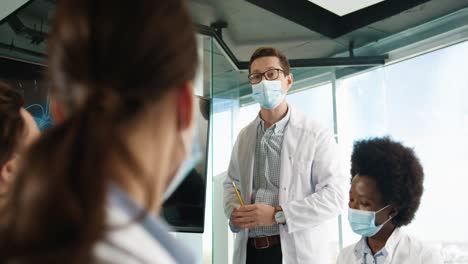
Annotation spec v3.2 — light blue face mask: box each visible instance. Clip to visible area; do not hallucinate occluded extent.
[251,80,285,109]
[162,127,203,202]
[348,205,393,237]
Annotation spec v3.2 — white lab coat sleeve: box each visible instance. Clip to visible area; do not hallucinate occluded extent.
[223,135,243,233]
[421,245,444,264]
[335,245,354,264]
[282,128,347,233]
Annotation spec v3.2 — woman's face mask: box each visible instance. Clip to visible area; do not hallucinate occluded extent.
[162,119,202,202]
[348,205,393,237]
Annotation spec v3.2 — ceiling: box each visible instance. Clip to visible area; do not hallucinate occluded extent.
[1,0,468,99]
[189,0,468,61]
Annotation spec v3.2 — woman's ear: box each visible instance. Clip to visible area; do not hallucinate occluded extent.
[0,158,17,193]
[176,81,194,131]
[50,99,65,124]
[389,206,399,219]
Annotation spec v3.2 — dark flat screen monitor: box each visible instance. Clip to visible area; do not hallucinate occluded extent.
[161,96,210,233]
[0,57,52,130]
[0,57,209,233]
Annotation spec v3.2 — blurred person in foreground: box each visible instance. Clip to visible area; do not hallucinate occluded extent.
[0,82,40,204]
[0,0,200,263]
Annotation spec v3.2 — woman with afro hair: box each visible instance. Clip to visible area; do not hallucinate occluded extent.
[337,137,442,264]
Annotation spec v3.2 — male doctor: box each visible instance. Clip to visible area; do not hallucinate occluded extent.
[223,47,347,264]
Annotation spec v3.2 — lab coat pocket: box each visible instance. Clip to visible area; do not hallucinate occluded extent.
[291,159,313,200]
[291,228,330,264]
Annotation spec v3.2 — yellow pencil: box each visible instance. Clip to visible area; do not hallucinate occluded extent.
[231,181,244,206]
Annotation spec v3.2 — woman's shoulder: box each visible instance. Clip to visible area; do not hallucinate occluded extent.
[92,189,198,264]
[92,205,177,264]
[399,231,443,262]
[93,238,176,264]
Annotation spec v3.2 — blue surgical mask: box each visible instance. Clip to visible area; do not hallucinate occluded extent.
[251,80,285,109]
[348,205,392,237]
[162,127,203,202]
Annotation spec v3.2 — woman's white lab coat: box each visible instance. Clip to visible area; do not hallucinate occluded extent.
[336,228,444,264]
[224,107,348,264]
[92,187,195,264]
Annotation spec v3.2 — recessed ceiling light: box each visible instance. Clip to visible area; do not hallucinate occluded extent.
[308,0,386,16]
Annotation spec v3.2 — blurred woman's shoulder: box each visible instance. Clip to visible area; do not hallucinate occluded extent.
[92,205,177,264]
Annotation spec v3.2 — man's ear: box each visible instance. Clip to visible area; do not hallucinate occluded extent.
[176,81,194,131]
[286,73,293,91]
[0,158,17,192]
[50,98,65,124]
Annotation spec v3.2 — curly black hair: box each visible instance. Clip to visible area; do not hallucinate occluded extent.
[350,137,424,227]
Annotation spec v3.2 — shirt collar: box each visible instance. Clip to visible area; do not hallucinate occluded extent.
[108,185,195,264]
[357,237,389,260]
[353,228,403,260]
[256,105,291,133]
[382,227,403,254]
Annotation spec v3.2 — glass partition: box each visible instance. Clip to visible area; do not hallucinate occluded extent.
[209,38,468,263]
[211,39,242,264]
[159,34,213,264]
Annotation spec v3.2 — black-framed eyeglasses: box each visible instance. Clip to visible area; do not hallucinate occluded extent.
[248,68,285,84]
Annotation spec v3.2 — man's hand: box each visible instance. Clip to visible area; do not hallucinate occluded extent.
[230,204,276,229]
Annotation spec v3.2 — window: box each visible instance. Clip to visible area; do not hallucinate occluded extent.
[337,40,468,262]
[287,83,334,131]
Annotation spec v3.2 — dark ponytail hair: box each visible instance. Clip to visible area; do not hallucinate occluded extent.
[0,0,197,263]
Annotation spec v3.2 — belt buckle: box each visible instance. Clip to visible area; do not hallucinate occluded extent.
[254,237,270,249]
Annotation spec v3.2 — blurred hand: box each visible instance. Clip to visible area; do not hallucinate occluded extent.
[231,204,275,229]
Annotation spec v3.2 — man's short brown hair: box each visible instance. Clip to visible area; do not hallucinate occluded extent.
[0,81,25,167]
[249,47,290,75]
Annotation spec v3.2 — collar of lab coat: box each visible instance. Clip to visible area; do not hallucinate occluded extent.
[353,227,403,261]
[256,105,291,133]
[237,104,301,208]
[102,186,195,263]
[254,105,305,131]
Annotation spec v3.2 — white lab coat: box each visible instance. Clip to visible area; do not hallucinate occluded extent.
[93,205,177,264]
[336,228,444,264]
[224,107,348,264]
[93,187,195,264]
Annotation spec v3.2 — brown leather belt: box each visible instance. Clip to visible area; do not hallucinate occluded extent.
[248,235,281,249]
